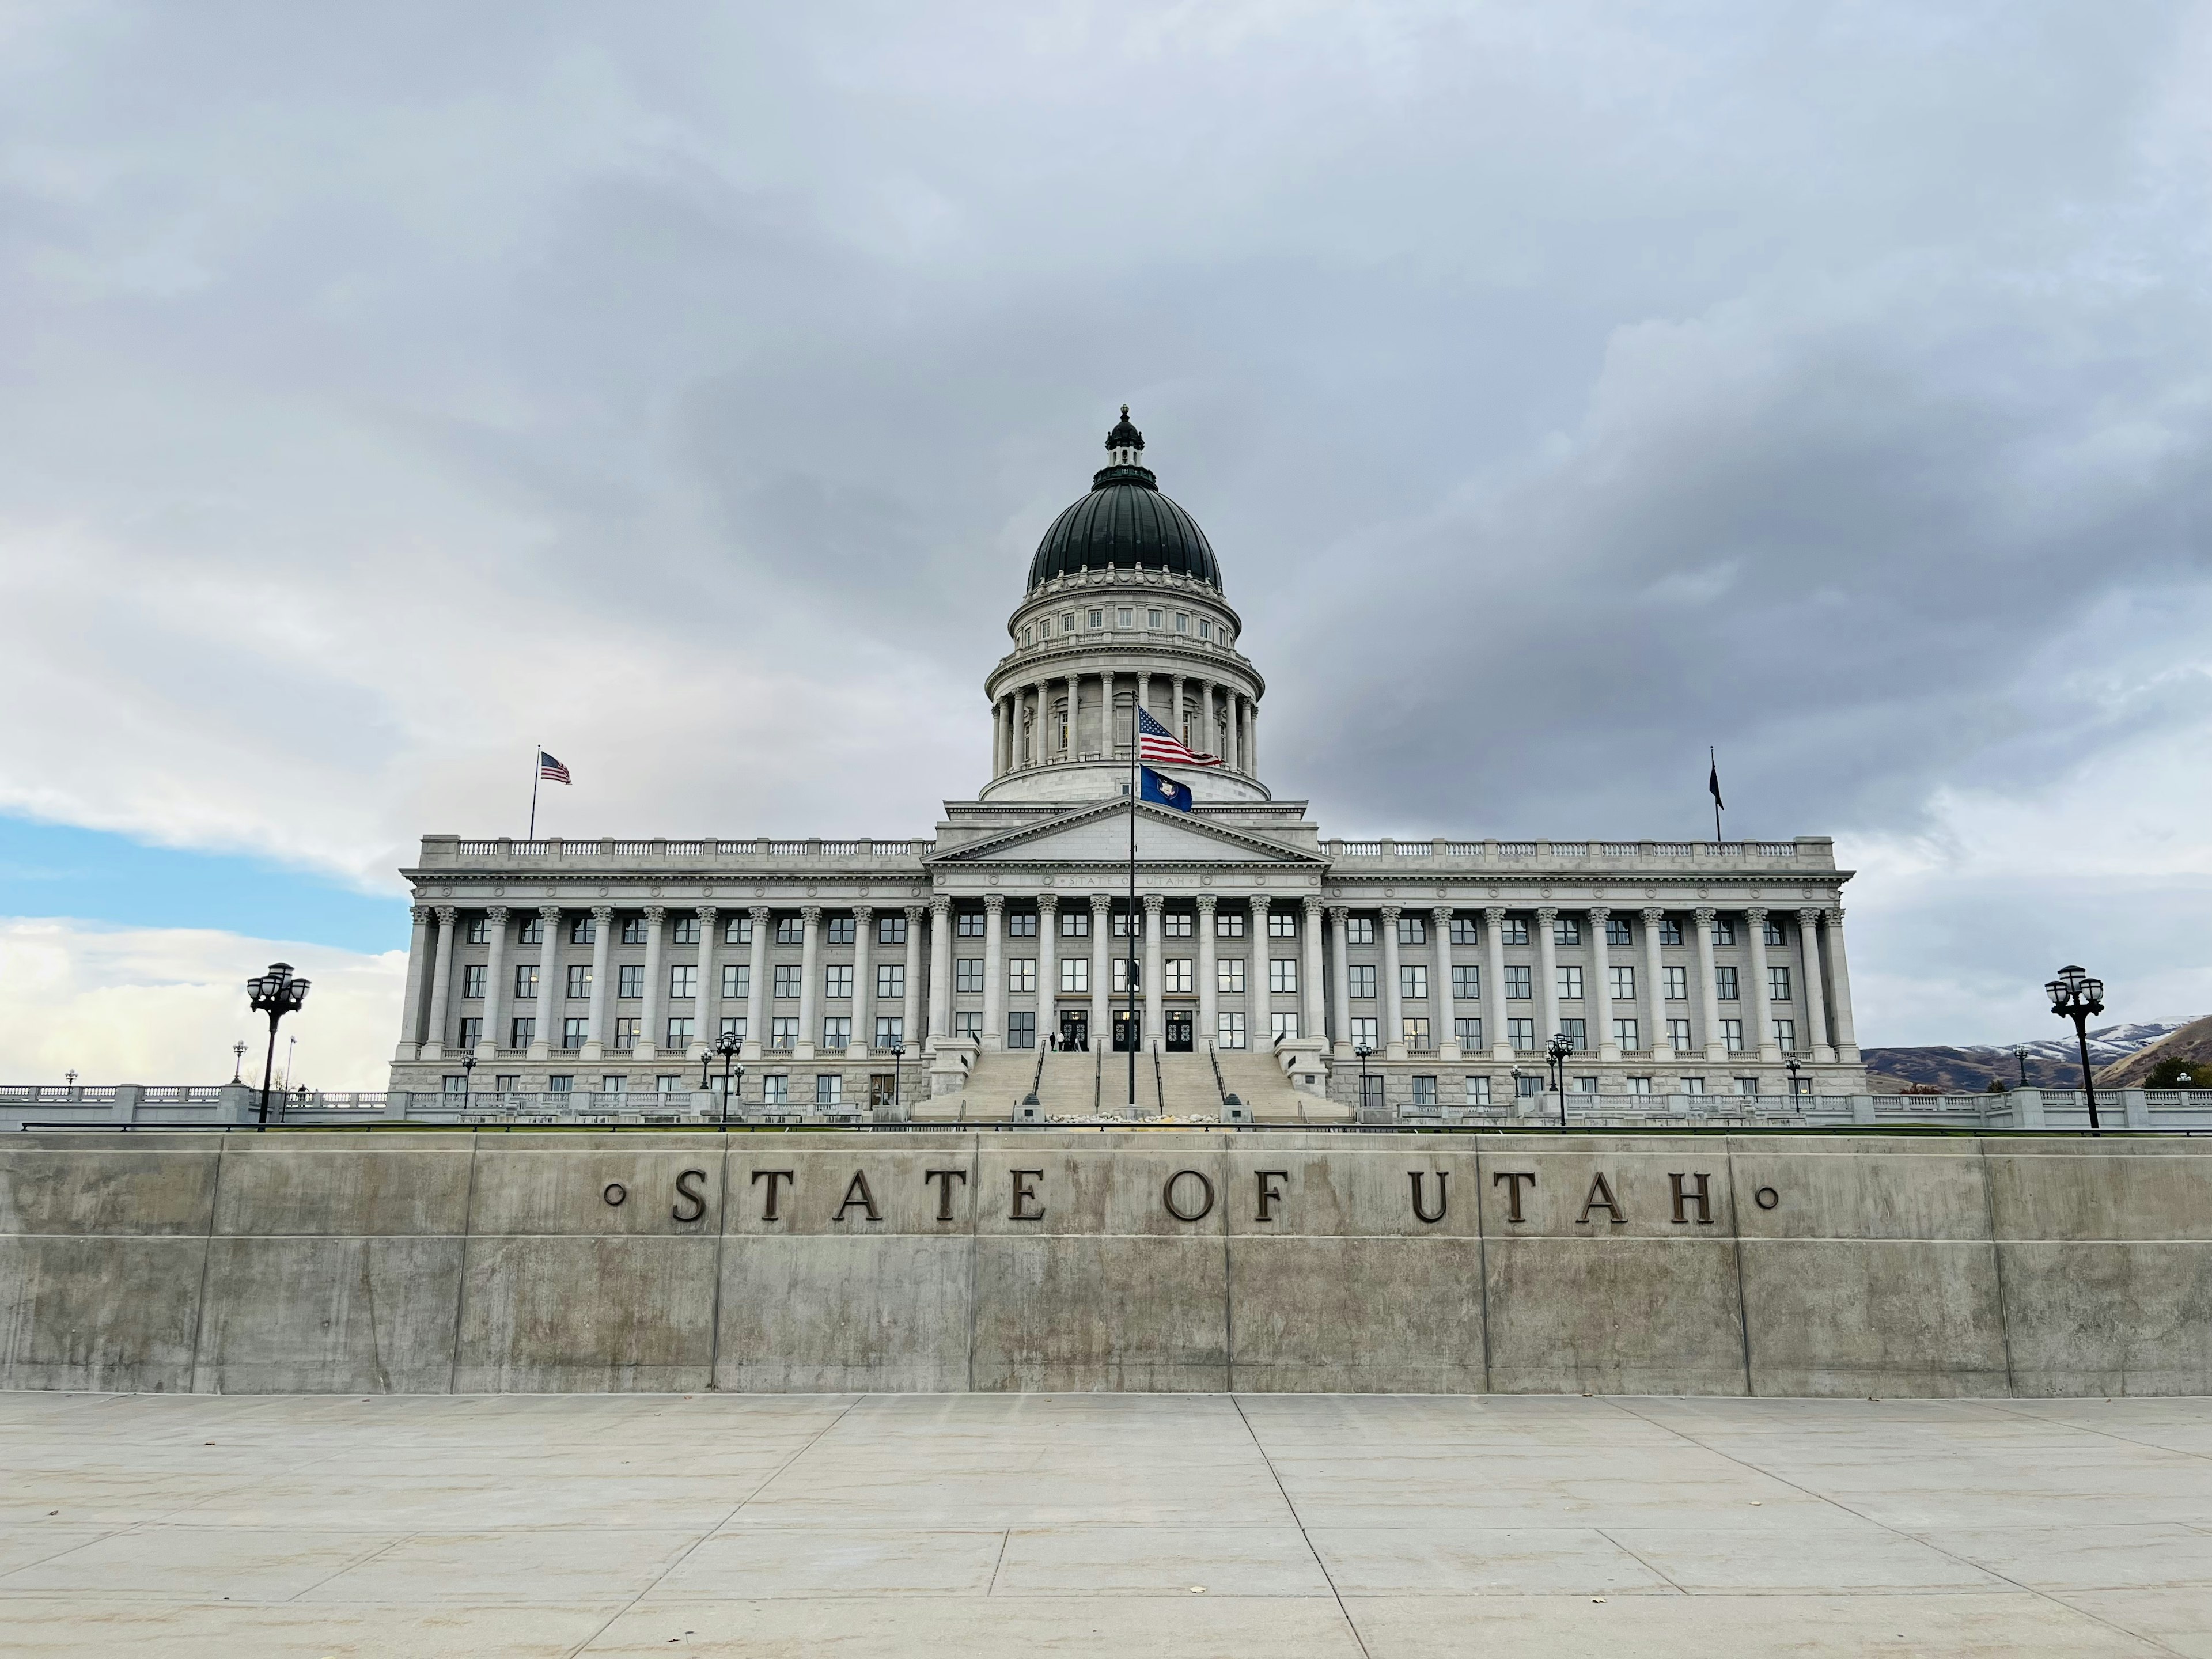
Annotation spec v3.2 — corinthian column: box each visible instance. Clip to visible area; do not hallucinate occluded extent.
[1329,906,1352,1057]
[1090,893,1112,1043]
[1535,907,1559,1055]
[1380,904,1404,1060]
[1485,908,1511,1060]
[396,904,433,1060]
[423,905,459,1060]
[1589,907,1615,1063]
[1800,907,1835,1064]
[927,897,953,1046]
[1745,907,1777,1063]
[1036,895,1058,1050]
[849,904,873,1058]
[695,906,719,1058]
[639,906,665,1059]
[1303,897,1326,1047]
[742,906,770,1059]
[1434,906,1457,1059]
[796,905,821,1059]
[1641,907,1669,1060]
[902,904,926,1050]
[1694,907,1724,1063]
[982,894,1006,1051]
[529,906,560,1060]
[480,906,509,1059]
[1196,894,1219,1047]
[582,905,614,1060]
[1142,893,1164,1052]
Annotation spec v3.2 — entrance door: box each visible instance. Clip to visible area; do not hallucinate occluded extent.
[1060,1011,1089,1052]
[1165,1010,1194,1052]
[1112,1010,1143,1052]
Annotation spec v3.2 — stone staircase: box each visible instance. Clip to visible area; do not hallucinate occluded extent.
[1035,1048,1100,1115]
[1215,1048,1313,1122]
[914,1048,1035,1122]
[1156,1051,1224,1118]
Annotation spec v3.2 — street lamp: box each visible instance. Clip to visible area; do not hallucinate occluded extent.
[700,1029,744,1128]
[2012,1045,2030,1089]
[460,1054,476,1111]
[2045,965,2105,1134]
[1546,1032,1575,1131]
[1355,1045,1375,1117]
[245,963,310,1126]
[231,1041,247,1083]
[1786,1056,1802,1099]
[889,1041,907,1119]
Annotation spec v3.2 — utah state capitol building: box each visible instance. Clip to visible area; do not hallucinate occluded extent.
[390,408,1867,1120]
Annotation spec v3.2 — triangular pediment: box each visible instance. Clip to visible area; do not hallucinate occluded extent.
[933,801,1325,869]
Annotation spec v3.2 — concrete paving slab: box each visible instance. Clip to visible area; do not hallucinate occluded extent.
[988,1524,1331,1597]
[0,1596,621,1658]
[297,1527,705,1604]
[1930,1522,2212,1590]
[1307,1524,1677,1595]
[0,1523,391,1600]
[648,1527,1007,1597]
[2062,1588,2212,1658]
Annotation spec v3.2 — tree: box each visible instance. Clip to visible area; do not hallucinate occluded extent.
[2144,1055,2207,1090]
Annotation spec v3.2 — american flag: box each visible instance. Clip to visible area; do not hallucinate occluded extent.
[538,749,572,785]
[1135,707,1220,768]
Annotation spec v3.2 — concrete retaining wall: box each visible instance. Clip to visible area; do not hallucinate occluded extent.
[3,1131,2207,1397]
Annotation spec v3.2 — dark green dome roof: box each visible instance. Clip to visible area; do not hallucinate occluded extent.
[1026,407,1221,593]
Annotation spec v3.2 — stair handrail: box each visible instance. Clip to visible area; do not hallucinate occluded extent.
[1152,1046,1165,1119]
[1206,1041,1229,1105]
[1093,1040,1102,1115]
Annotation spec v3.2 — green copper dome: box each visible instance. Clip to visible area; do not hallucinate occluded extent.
[1025,407,1222,593]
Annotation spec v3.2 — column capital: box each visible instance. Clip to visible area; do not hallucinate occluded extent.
[852,903,874,923]
[1303,895,1324,918]
[1586,906,1610,922]
[1378,903,1400,923]
[590,904,614,922]
[1743,906,1767,924]
[1089,892,1113,914]
[1483,905,1507,923]
[537,904,562,922]
[749,903,771,922]
[1035,892,1056,914]
[1640,906,1666,922]
[1195,893,1218,914]
[984,893,1006,915]
[1796,906,1824,925]
[486,903,510,922]
[1824,905,1846,924]
[1694,906,1718,924]
[904,903,927,923]
[1328,904,1350,923]
[1432,904,1453,925]
[434,904,459,923]
[1534,906,1556,923]
[642,904,665,921]
[1141,893,1165,915]
[411,904,434,924]
[800,904,822,924]
[930,896,953,918]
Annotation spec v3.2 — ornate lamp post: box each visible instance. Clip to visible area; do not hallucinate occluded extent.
[1786,1056,1803,1099]
[245,963,310,1126]
[889,1041,906,1118]
[2046,965,2105,1133]
[231,1041,247,1083]
[1355,1044,1375,1117]
[700,1029,744,1128]
[2012,1045,2030,1089]
[1546,1032,1575,1130]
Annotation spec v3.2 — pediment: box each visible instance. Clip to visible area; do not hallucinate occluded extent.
[933,802,1325,869]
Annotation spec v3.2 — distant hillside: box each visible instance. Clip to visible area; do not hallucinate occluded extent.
[2096,1016,2212,1086]
[1864,1021,2194,1094]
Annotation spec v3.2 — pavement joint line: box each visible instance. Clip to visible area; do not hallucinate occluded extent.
[1980,1400,2212,1466]
[985,1527,1010,1597]
[1592,1525,1690,1594]
[1230,1393,1373,1659]
[1601,1396,2195,1657]
[561,1392,865,1659]
[276,1529,415,1605]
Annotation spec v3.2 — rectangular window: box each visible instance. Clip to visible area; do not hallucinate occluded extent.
[827,916,855,945]
[1112,911,1141,937]
[776,916,804,944]
[1148,608,1164,628]
[672,918,700,946]
[1411,1075,1438,1107]
[1711,918,1737,946]
[876,914,906,945]
[1269,911,1297,938]
[462,964,487,1000]
[1508,1018,1536,1051]
[1112,958,1138,993]
[1660,917,1684,946]
[619,918,645,945]
[1089,608,1104,628]
[1613,1018,1641,1051]
[459,1017,483,1049]
[1503,965,1532,1000]
[1609,965,1635,1001]
[546,1075,573,1094]
[763,1073,789,1105]
[1682,1076,1706,1094]
[569,916,596,945]
[1721,1018,1745,1053]
[720,1016,745,1041]
[509,1017,535,1048]
[1664,965,1688,1001]
[1217,1012,1247,1049]
[1668,1017,1693,1049]
[1455,1017,1483,1049]
[1556,965,1583,1001]
[1062,611,1077,634]
[1559,1018,1587,1051]
[1349,964,1377,999]
[1061,909,1090,937]
[956,911,985,938]
[1215,911,1245,938]
[1164,957,1194,993]
[566,964,591,1000]
[665,1016,694,1048]
[601,1073,628,1094]
[821,1017,851,1050]
[1549,916,1579,946]
[1175,612,1190,633]
[1346,916,1376,945]
[773,964,802,999]
[1007,1012,1036,1049]
[1465,1075,1491,1106]
[1772,1018,1797,1052]
[1764,918,1787,946]
[1118,606,1133,627]
[816,1074,844,1106]
[669,964,697,999]
[1715,966,1740,1001]
[769,1017,797,1050]
[1398,963,1425,999]
[465,918,489,946]
[1274,959,1301,995]
[617,964,644,999]
[1574,1075,1599,1094]
[1627,1075,1653,1094]
[724,963,749,1001]
[519,918,543,945]
[1397,915,1427,945]
[1350,1016,1379,1049]
[1607,916,1633,946]
[824,964,853,999]
[1272,1012,1301,1044]
[1402,1016,1431,1050]
[953,1010,983,1039]
[955,958,984,994]
[1060,957,1088,994]
[1008,958,1037,993]
[1736,1075,1761,1097]
[875,1016,903,1048]
[1768,965,1792,1002]
[562,1017,586,1050]
[1361,1074,1385,1112]
[726,915,752,945]
[1450,916,1480,945]
[1218,957,1245,994]
[1161,911,1192,938]
[656,1074,682,1093]
[612,1017,638,1051]
[877,963,904,999]
[1451,964,1480,999]
[1007,911,1038,938]
[442,1074,467,1095]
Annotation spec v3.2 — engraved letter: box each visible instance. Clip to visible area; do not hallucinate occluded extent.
[1163,1168,1215,1224]
[749,1168,795,1222]
[1255,1169,1289,1223]
[670,1168,709,1224]
[1493,1170,1536,1224]
[1409,1170,1448,1225]
[1670,1172,1714,1225]
[1009,1168,1046,1221]
[835,1171,882,1223]
[1577,1172,1623,1225]
[925,1168,969,1222]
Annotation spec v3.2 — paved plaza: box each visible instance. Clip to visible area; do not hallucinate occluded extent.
[2,1392,2210,1656]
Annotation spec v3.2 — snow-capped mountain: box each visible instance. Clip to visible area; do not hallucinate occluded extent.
[1864,1021,2197,1093]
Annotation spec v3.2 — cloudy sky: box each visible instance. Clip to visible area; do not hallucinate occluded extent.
[2,1,2208,1086]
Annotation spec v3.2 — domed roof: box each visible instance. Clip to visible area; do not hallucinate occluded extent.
[1026,406,1221,593]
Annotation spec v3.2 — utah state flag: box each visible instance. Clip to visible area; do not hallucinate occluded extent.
[1139,766,1192,813]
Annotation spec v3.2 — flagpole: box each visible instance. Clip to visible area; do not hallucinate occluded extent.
[1710,746,1722,845]
[529,747,541,840]
[1127,724,1139,1116]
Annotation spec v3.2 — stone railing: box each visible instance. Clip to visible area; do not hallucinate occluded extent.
[421,836,936,866]
[1321,838,1829,870]
[1366,1087,2212,1133]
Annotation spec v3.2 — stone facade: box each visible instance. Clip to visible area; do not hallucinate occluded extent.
[389,413,1865,1112]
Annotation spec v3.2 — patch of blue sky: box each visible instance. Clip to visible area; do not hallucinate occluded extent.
[0,815,406,955]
